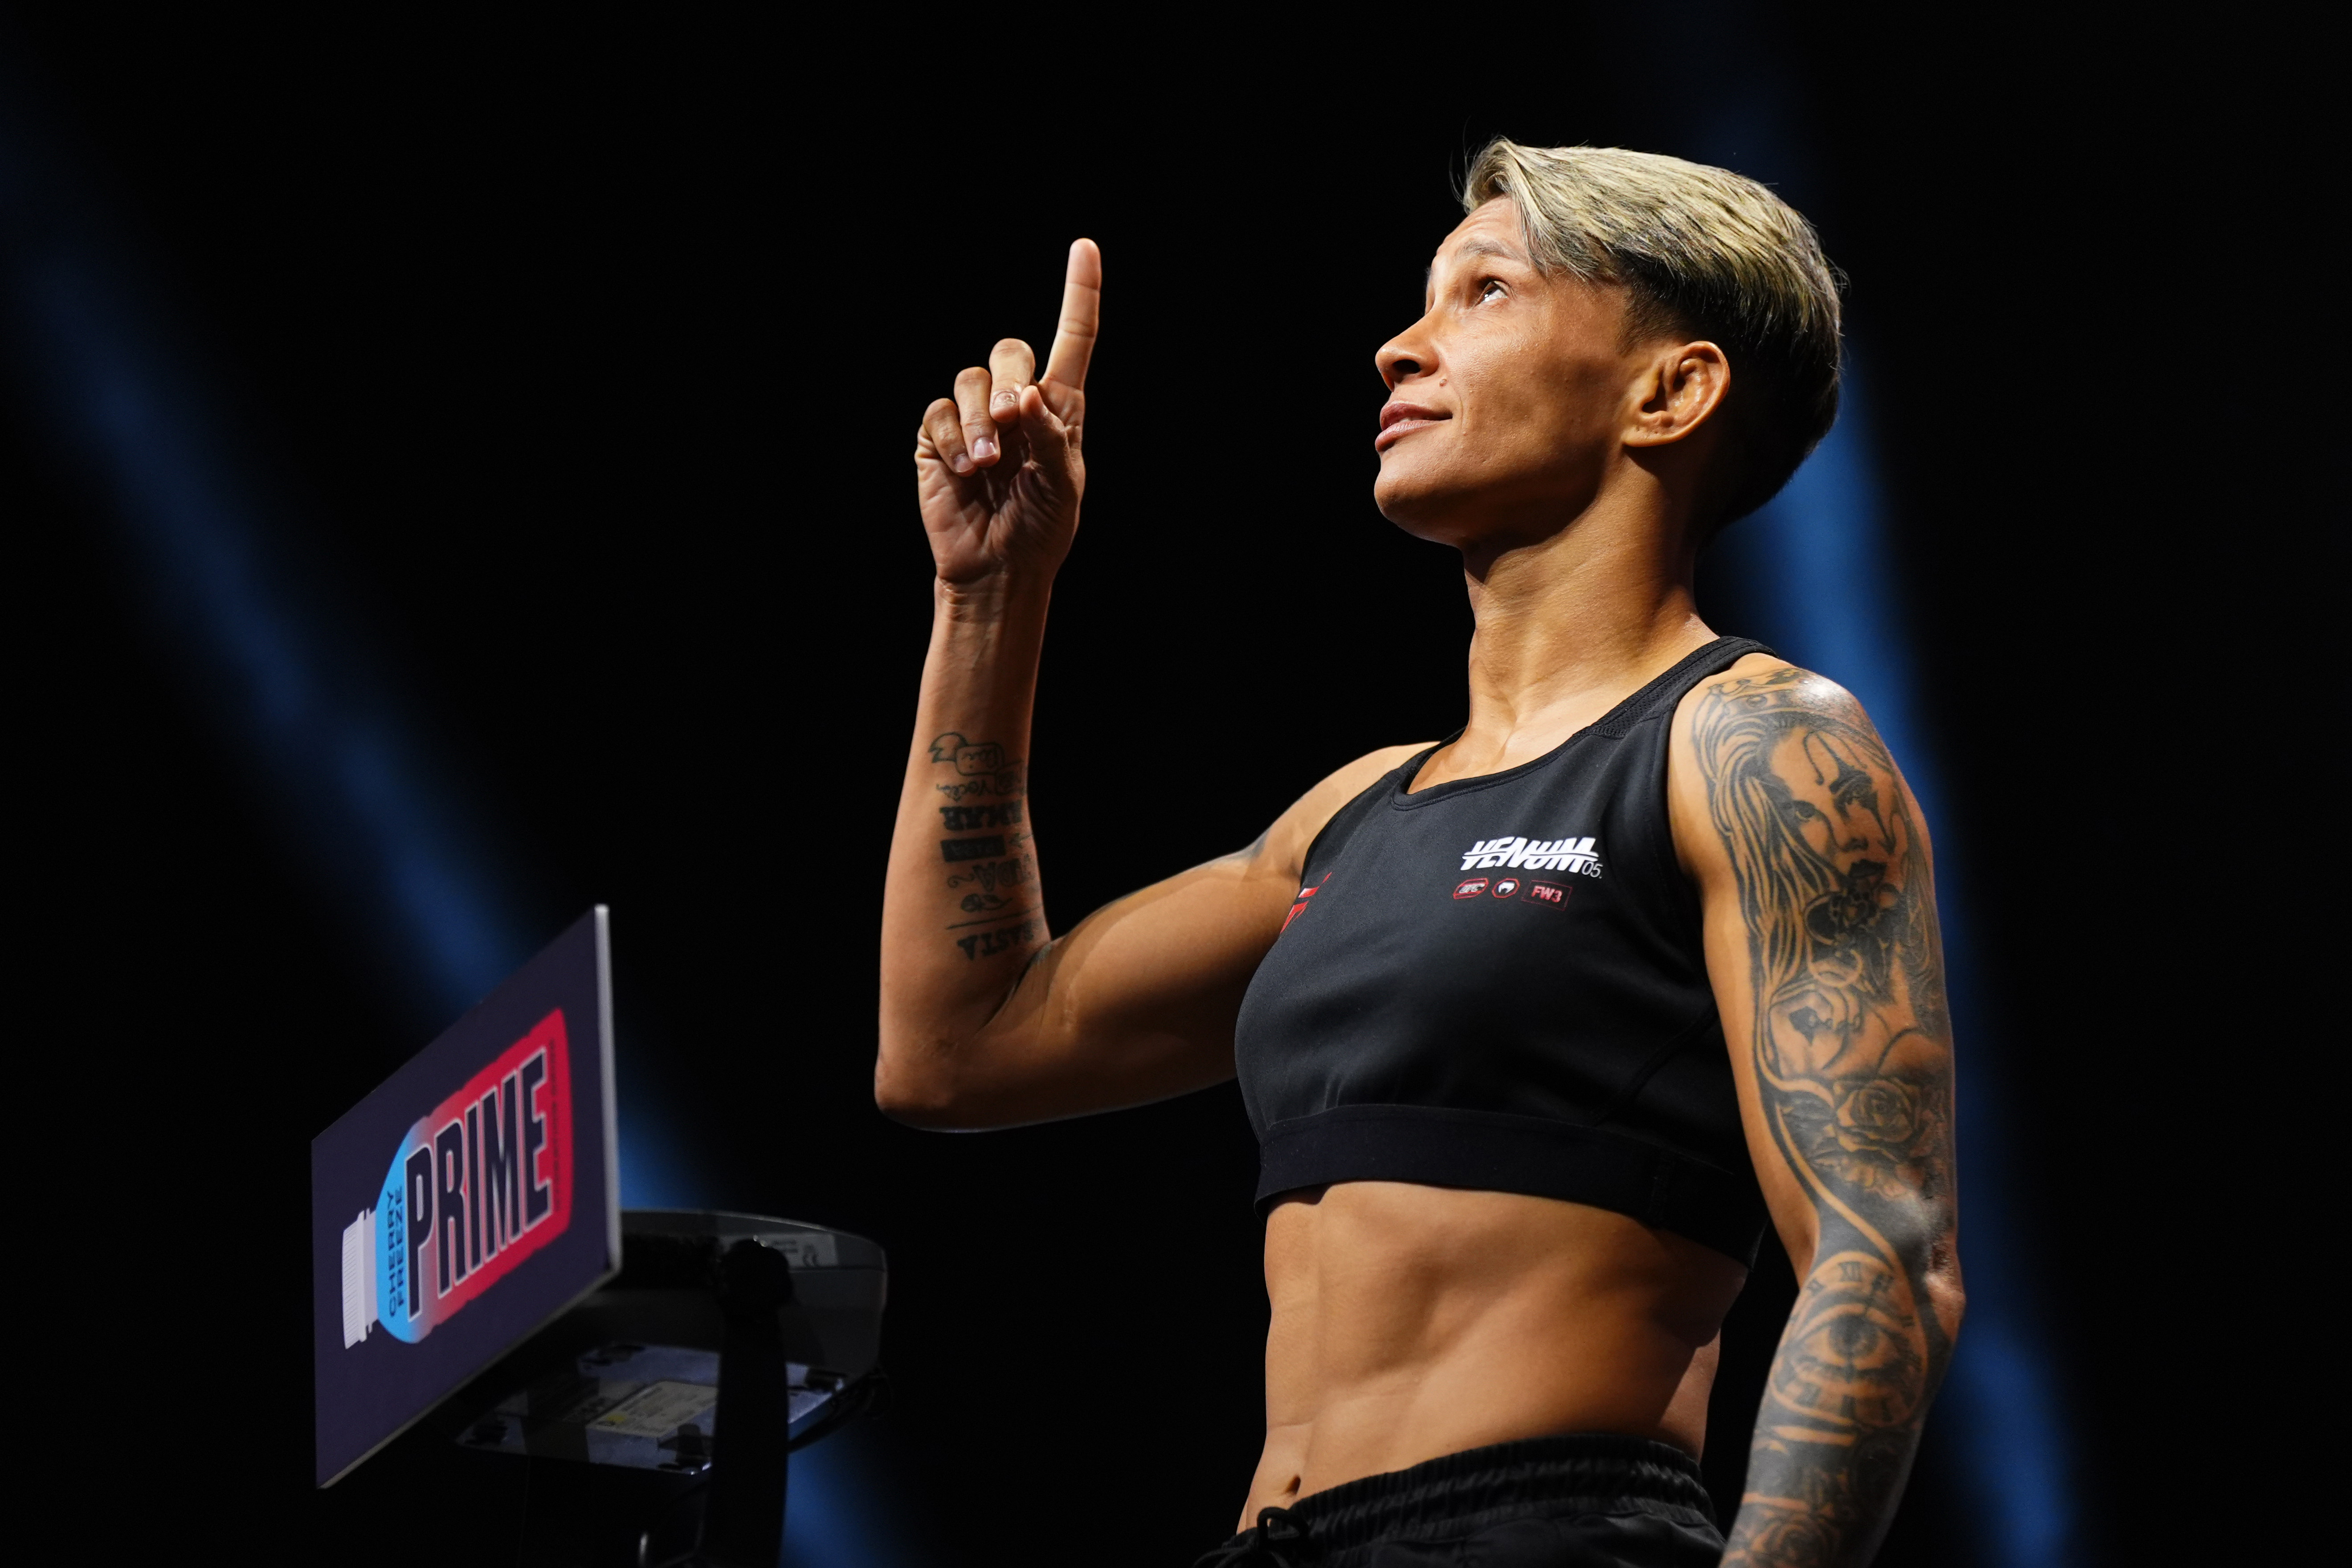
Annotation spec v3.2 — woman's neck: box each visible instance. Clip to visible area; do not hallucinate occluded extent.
[1449,500,1713,772]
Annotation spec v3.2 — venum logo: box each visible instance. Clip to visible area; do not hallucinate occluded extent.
[1458,835,1603,878]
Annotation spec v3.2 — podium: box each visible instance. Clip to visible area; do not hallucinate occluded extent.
[312,911,885,1566]
[444,1209,886,1567]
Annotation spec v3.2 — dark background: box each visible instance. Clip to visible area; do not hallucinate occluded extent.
[8,8,2266,1565]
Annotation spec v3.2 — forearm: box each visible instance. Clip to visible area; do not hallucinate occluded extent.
[878,575,1053,1109]
[1721,1215,1963,1567]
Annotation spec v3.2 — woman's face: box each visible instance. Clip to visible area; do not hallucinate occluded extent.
[1372,199,1656,558]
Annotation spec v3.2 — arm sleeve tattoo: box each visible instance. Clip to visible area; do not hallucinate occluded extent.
[1697,667,1961,1568]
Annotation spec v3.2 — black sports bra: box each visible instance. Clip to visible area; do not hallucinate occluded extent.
[1232,637,1772,1266]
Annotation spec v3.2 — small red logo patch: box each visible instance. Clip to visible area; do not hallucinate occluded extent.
[1453,878,1489,899]
[1491,878,1521,899]
[1280,874,1330,933]
[1527,882,1570,908]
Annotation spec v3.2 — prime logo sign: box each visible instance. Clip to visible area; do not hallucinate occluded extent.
[312,909,620,1486]
[344,1010,574,1347]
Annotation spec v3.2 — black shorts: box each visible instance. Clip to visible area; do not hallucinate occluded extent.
[1192,1433,1723,1568]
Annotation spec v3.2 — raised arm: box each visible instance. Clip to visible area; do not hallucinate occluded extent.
[1671,662,1965,1568]
[879,240,1406,1129]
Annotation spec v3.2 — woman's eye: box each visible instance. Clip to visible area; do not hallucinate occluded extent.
[1478,280,1507,303]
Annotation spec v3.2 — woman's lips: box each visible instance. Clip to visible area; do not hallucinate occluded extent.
[1375,404,1448,451]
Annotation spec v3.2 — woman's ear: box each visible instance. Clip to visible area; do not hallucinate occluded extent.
[1624,341,1731,447]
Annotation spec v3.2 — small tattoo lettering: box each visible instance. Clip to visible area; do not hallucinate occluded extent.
[928,731,1001,774]
[939,802,1024,831]
[956,918,1039,961]
[946,903,1035,930]
[927,732,1024,798]
[947,857,1031,894]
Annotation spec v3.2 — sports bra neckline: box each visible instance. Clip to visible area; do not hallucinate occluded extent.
[1391,636,1764,811]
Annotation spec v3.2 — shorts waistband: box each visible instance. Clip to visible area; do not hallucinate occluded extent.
[1259,1433,1714,1555]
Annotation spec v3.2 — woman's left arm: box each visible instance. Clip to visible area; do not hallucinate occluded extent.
[1669,659,1966,1568]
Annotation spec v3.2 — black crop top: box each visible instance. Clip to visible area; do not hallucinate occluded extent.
[1233,637,1772,1266]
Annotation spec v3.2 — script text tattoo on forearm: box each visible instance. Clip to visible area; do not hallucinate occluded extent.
[929,733,1041,959]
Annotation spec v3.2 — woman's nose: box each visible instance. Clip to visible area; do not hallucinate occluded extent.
[1376,324,1434,389]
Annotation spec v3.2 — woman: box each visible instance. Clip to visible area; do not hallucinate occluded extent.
[878,140,1963,1568]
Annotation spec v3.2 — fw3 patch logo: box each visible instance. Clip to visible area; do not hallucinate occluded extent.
[1458,836,1603,877]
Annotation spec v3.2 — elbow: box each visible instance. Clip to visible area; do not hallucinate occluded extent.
[1931,1275,1968,1343]
[874,1079,957,1129]
[872,1037,968,1128]
[1915,1236,1968,1342]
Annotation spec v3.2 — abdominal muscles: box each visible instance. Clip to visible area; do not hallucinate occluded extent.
[1241,1181,1748,1530]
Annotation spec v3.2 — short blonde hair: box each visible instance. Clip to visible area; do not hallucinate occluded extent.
[1462,139,1843,531]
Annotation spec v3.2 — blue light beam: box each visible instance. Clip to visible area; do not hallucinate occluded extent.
[0,69,699,1215]
[1,63,886,1563]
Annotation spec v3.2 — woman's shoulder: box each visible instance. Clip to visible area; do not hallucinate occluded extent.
[1666,650,1799,729]
[1252,743,1437,880]
[1311,742,1438,816]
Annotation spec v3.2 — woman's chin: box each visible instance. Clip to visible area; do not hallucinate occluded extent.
[1374,473,1472,543]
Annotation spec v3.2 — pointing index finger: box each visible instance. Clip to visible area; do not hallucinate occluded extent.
[1041,238,1101,392]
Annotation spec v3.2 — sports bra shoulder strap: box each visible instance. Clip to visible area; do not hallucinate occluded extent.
[1591,636,1776,738]
[1294,734,1456,871]
[1396,730,1461,784]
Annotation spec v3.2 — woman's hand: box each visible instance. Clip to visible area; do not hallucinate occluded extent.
[915,239,1100,588]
